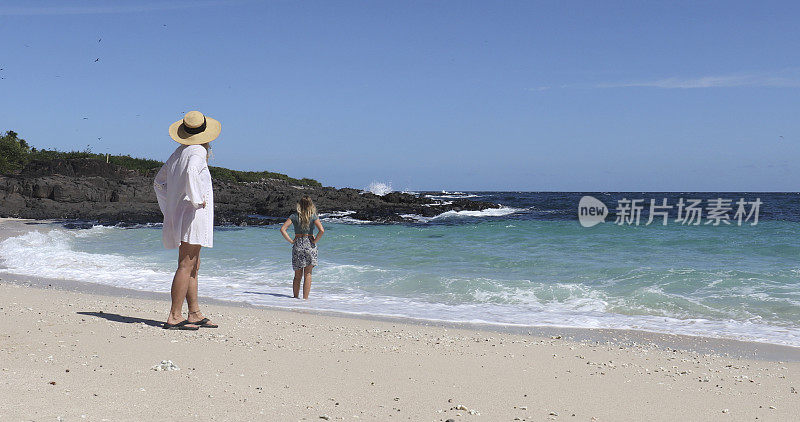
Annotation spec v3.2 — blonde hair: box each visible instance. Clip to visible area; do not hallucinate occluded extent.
[296,196,316,230]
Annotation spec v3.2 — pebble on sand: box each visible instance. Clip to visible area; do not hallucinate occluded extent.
[151,360,180,371]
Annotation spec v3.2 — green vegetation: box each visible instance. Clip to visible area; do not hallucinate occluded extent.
[0,131,31,173]
[209,166,321,186]
[29,149,163,173]
[1,130,164,174]
[0,130,321,186]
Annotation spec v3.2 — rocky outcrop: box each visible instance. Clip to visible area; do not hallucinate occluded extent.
[0,159,497,226]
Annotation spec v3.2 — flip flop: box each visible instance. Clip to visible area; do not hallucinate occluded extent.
[162,320,199,330]
[188,317,219,328]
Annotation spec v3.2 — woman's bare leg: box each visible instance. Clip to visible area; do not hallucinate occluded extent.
[167,242,201,325]
[186,252,199,311]
[302,265,313,299]
[293,269,304,298]
[185,251,214,324]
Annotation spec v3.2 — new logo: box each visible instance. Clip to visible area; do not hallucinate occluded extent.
[578,196,608,227]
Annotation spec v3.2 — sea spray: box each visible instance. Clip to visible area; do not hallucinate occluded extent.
[366,181,393,196]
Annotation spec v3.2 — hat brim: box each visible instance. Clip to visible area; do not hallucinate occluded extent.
[169,117,221,145]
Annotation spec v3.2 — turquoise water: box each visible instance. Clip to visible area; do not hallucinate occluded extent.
[1,192,799,346]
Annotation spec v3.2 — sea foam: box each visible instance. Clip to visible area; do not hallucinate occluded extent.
[400,206,523,222]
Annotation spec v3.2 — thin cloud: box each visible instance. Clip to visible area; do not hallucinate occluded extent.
[0,1,228,16]
[598,72,800,89]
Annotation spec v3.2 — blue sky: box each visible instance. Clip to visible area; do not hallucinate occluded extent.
[1,1,799,191]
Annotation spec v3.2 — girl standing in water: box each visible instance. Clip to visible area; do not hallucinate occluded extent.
[280,196,324,299]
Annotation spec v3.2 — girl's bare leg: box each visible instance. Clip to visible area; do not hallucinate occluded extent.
[293,269,304,298]
[302,265,313,299]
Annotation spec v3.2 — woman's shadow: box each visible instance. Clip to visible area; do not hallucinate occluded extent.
[77,311,163,328]
[78,292,294,327]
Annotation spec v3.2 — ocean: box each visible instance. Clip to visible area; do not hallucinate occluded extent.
[2,192,799,347]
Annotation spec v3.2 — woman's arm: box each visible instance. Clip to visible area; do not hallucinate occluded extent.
[313,219,325,244]
[153,164,168,215]
[280,218,294,244]
[185,156,208,209]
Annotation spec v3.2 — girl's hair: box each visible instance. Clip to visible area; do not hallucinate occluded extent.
[296,196,316,230]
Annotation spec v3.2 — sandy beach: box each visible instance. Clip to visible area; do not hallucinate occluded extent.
[0,275,798,421]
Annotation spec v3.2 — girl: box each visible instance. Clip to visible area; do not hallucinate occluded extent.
[280,196,325,299]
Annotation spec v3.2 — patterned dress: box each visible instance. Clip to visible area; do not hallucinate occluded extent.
[291,236,318,270]
[290,212,318,270]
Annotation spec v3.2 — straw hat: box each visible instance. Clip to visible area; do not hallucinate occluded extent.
[169,111,221,145]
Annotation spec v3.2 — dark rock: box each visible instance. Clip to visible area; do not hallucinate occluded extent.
[0,159,498,225]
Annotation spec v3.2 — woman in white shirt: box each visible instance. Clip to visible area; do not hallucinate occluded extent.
[154,111,221,330]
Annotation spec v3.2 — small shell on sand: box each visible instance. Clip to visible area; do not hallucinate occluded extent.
[151,360,180,371]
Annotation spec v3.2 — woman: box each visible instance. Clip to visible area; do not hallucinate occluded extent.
[280,196,325,299]
[153,110,221,330]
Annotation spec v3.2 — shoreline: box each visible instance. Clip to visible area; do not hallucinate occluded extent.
[3,272,799,363]
[1,217,799,362]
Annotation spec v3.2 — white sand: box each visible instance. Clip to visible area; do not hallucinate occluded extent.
[0,280,798,421]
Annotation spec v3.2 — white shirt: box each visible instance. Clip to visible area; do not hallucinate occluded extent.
[153,145,214,249]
